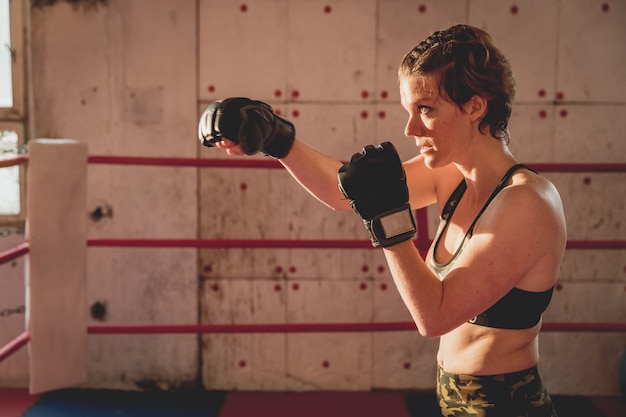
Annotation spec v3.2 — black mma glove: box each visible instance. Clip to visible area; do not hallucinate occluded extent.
[338,142,416,248]
[198,97,295,158]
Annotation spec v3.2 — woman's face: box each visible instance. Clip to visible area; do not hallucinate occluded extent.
[400,75,474,168]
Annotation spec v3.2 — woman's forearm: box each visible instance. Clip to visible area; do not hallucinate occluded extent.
[279,139,351,211]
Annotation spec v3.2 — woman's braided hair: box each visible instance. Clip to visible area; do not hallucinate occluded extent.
[399,25,515,143]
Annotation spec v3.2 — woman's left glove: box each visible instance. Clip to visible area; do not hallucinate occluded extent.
[338,142,416,247]
[198,97,295,158]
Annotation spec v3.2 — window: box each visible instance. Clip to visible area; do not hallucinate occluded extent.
[0,126,23,218]
[0,0,25,223]
[0,0,13,108]
[0,0,24,117]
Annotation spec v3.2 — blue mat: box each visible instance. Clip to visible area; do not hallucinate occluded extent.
[21,388,615,417]
[24,389,226,417]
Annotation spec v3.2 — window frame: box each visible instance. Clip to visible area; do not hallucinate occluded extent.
[0,0,26,225]
[0,0,25,120]
[0,122,25,224]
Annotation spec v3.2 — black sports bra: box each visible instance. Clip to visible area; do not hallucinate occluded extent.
[425,164,554,330]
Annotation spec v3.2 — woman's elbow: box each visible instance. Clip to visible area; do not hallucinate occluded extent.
[413,317,453,338]
[416,325,443,338]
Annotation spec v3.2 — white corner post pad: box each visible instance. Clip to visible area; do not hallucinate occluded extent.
[26,139,88,394]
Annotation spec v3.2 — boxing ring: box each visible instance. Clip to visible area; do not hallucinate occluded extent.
[1,139,625,394]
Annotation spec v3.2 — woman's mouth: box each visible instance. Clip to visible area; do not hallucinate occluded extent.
[418,144,433,154]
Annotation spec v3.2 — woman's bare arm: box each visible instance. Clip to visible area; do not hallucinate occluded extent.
[278,140,350,211]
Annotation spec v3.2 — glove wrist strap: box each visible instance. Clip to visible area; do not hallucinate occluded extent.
[365,204,416,248]
[263,116,295,159]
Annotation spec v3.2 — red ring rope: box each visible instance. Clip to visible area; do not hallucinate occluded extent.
[88,155,281,169]
[527,163,626,173]
[86,155,626,173]
[3,153,626,172]
[87,238,375,249]
[0,154,28,168]
[0,242,30,267]
[86,238,625,250]
[566,240,626,250]
[87,321,626,335]
[3,321,625,364]
[0,331,30,363]
[88,322,418,335]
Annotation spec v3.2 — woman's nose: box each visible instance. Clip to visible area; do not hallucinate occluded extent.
[404,115,421,137]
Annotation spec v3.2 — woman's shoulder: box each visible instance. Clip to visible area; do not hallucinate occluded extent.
[486,168,566,241]
[508,168,564,211]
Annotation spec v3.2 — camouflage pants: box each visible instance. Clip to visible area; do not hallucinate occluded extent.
[437,365,558,417]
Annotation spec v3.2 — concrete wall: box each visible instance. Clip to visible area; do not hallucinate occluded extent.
[28,0,199,391]
[0,0,624,395]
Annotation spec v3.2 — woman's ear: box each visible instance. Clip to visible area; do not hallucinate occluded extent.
[465,95,488,121]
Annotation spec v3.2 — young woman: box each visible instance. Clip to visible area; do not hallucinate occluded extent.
[200,24,566,416]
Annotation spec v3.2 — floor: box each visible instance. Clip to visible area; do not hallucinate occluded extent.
[0,388,625,417]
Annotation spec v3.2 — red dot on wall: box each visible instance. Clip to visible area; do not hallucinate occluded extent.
[378,110,386,119]
[418,4,427,13]
[274,89,282,98]
[583,176,592,185]
[537,89,546,98]
[203,264,213,273]
[361,265,370,273]
[322,360,330,368]
[380,283,388,291]
[238,360,247,368]
[380,90,389,99]
[403,362,411,369]
[555,91,565,101]
[292,110,300,118]
[275,266,283,274]
[211,283,220,292]
[555,283,563,291]
[538,109,547,119]
[292,90,300,99]
[510,5,519,14]
[289,266,297,274]
[240,4,248,13]
[274,284,282,292]
[559,109,568,118]
[292,283,300,291]
[360,110,369,119]
[240,182,248,191]
[207,85,216,93]
[361,90,369,99]
[377,265,385,274]
[602,3,610,12]
[360,282,368,291]
[324,5,332,14]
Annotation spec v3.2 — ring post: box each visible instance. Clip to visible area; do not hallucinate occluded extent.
[26,139,88,394]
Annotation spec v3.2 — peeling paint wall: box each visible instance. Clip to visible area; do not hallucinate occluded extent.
[197,0,626,395]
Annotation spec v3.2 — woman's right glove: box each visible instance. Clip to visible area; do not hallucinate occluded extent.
[338,142,416,248]
[198,97,295,159]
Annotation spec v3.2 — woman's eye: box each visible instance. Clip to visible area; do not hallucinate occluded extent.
[418,105,431,114]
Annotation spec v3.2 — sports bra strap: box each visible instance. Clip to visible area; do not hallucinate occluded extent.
[440,163,533,238]
[466,163,529,236]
